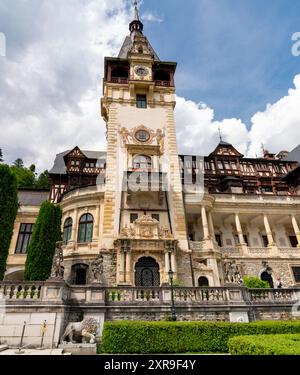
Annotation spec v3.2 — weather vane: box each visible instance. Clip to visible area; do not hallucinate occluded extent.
[218,126,223,142]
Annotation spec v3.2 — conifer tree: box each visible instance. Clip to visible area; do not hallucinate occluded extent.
[0,165,18,279]
[24,201,62,281]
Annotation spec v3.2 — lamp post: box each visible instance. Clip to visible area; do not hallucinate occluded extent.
[168,269,177,321]
[120,239,130,284]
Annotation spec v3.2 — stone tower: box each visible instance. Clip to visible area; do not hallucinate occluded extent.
[101,1,188,286]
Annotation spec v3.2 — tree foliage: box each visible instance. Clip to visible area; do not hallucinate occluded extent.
[0,148,3,163]
[243,276,269,289]
[24,201,62,281]
[0,165,18,279]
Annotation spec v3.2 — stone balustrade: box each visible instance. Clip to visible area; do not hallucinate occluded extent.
[1,282,299,307]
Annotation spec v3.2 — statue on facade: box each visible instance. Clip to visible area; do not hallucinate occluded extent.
[49,241,64,281]
[91,254,104,284]
[224,260,243,284]
[61,318,99,344]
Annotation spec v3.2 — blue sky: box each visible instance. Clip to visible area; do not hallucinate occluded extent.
[142,0,300,125]
[0,0,300,170]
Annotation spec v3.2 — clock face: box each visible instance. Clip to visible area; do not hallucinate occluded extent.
[135,66,148,77]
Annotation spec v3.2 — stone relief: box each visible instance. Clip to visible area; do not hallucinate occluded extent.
[120,215,173,240]
[119,125,165,154]
[90,255,104,284]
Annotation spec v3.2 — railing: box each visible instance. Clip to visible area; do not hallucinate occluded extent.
[249,289,295,303]
[1,282,299,307]
[110,77,129,84]
[190,241,203,251]
[247,247,270,255]
[155,80,171,87]
[221,247,241,255]
[0,283,43,300]
[279,247,299,254]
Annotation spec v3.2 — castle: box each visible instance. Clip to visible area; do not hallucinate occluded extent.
[5,2,300,292]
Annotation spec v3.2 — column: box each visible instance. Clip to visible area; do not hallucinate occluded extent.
[164,251,170,272]
[125,251,131,284]
[201,206,210,240]
[208,211,215,242]
[263,214,274,246]
[235,214,245,245]
[119,251,125,284]
[291,215,300,246]
[171,253,177,274]
[94,204,100,240]
[71,208,78,242]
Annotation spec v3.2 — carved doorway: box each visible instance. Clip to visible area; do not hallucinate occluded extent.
[135,257,160,287]
[71,264,88,285]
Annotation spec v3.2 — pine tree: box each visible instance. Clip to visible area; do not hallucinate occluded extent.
[35,170,50,189]
[0,165,18,280]
[24,201,62,281]
[13,158,24,168]
[0,148,3,163]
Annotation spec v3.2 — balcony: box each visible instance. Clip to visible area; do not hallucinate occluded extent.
[155,80,171,87]
[110,77,129,84]
[123,171,168,193]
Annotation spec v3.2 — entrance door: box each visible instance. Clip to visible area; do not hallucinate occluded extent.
[135,257,160,287]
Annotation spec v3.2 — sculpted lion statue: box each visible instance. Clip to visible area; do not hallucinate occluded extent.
[62,318,98,344]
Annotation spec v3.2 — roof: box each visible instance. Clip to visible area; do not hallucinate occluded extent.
[49,150,107,175]
[18,189,49,206]
[284,144,300,163]
[118,35,160,61]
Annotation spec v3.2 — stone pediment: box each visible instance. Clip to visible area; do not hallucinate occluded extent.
[120,215,173,240]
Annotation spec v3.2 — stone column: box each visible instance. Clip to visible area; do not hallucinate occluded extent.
[164,251,170,272]
[201,206,210,240]
[125,251,131,285]
[118,251,125,285]
[235,214,245,245]
[263,214,275,246]
[94,204,100,240]
[71,208,78,242]
[291,215,300,247]
[171,253,177,274]
[208,210,215,243]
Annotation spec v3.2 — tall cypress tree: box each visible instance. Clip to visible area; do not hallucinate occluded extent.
[0,165,18,280]
[24,201,62,281]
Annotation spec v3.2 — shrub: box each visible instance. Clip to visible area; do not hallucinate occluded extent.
[0,165,18,280]
[24,201,62,281]
[228,334,300,355]
[243,276,269,289]
[98,320,300,354]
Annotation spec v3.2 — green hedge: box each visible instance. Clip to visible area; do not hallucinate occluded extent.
[228,334,300,355]
[99,321,300,354]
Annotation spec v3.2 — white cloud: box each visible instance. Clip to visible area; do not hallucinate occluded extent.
[175,73,300,158]
[175,97,249,156]
[248,74,300,156]
[141,12,163,23]
[1,1,300,173]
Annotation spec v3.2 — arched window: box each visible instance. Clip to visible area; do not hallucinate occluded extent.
[198,276,209,287]
[133,155,152,171]
[71,264,88,285]
[78,214,94,243]
[63,217,73,244]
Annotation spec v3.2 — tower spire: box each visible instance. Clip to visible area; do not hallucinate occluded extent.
[129,0,143,36]
[133,0,139,21]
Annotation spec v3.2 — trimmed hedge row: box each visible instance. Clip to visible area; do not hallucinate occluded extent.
[228,334,300,355]
[99,320,300,354]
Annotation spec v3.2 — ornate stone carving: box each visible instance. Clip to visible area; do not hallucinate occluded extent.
[223,259,243,284]
[91,255,104,284]
[49,242,64,281]
[119,125,165,152]
[61,318,98,344]
[120,215,173,241]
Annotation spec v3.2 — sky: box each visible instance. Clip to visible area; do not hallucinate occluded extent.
[0,0,300,171]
